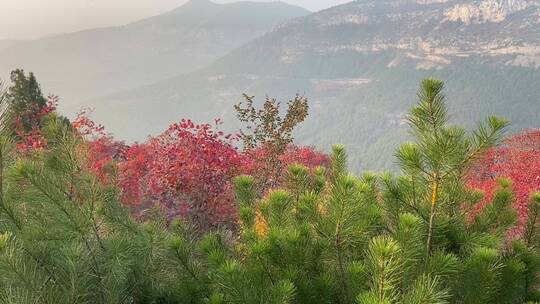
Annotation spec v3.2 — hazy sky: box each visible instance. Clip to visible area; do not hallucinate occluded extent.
[0,0,350,40]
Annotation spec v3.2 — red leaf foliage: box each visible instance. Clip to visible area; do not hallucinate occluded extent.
[113,119,329,229]
[21,107,328,229]
[467,130,540,236]
[14,96,58,152]
[118,119,247,228]
[72,109,127,183]
[72,109,106,137]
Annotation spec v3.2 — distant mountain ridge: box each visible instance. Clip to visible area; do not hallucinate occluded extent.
[213,0,540,74]
[0,0,309,113]
[93,0,540,171]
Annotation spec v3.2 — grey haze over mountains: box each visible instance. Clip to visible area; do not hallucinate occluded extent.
[91,0,540,171]
[0,0,309,112]
[0,40,19,52]
[2,0,540,171]
[0,0,350,39]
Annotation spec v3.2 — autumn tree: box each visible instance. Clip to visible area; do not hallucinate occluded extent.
[118,119,247,230]
[71,109,127,184]
[70,106,327,232]
[235,94,310,192]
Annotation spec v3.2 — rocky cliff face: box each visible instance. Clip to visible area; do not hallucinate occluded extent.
[240,0,540,71]
[445,0,534,24]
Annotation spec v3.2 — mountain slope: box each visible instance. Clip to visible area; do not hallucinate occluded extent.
[0,0,309,113]
[91,0,540,170]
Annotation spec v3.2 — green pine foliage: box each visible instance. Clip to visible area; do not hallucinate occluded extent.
[0,107,201,303]
[0,79,538,303]
[7,69,47,110]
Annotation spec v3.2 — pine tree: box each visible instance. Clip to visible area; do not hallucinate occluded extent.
[7,69,47,110]
[5,69,49,132]
[228,79,539,304]
[0,98,206,303]
[235,94,309,193]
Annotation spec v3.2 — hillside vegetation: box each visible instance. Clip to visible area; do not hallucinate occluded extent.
[0,72,537,303]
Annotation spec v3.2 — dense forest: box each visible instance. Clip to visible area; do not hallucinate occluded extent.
[0,70,538,303]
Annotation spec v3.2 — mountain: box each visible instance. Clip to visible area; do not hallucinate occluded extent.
[0,0,309,114]
[90,0,540,171]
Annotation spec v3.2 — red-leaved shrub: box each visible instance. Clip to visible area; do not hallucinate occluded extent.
[467,130,540,236]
